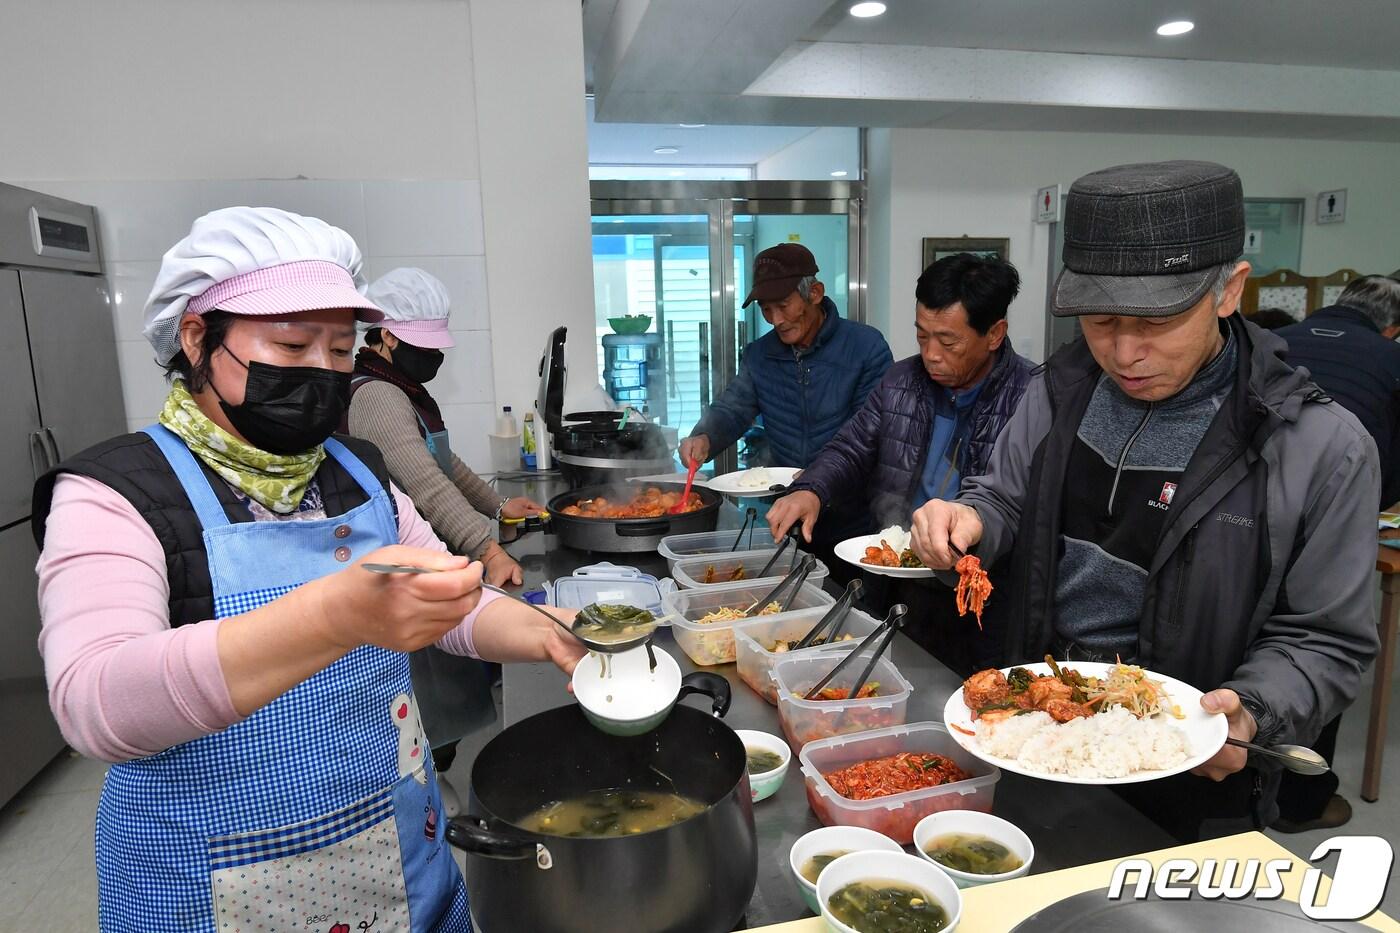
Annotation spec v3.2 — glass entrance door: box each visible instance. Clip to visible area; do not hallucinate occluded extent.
[590,182,863,476]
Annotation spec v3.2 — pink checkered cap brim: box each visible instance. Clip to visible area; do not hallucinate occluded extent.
[384,318,456,349]
[188,260,384,323]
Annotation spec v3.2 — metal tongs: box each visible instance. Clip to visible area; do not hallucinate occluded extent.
[802,603,908,701]
[791,579,864,651]
[730,507,759,552]
[744,553,818,615]
[756,520,805,578]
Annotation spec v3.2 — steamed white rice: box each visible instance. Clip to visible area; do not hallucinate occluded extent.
[974,707,1191,778]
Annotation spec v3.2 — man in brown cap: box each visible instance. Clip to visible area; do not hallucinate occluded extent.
[679,243,892,556]
[911,160,1379,841]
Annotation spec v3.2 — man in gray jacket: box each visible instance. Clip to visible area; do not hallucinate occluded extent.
[911,161,1380,840]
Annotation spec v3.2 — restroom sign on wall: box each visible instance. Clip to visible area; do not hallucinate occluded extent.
[1317,189,1347,225]
[1243,229,1263,255]
[1035,184,1061,223]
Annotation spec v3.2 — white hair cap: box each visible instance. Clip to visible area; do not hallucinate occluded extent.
[365,267,455,349]
[142,206,382,365]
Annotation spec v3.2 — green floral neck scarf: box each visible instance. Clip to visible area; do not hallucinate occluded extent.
[159,380,326,514]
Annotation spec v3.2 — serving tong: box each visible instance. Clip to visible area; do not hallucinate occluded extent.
[801,603,908,701]
[730,507,759,552]
[790,579,864,651]
[360,563,659,656]
[756,521,806,578]
[744,553,818,615]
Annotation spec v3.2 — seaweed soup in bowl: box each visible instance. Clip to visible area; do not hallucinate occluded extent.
[827,880,949,932]
[745,746,783,775]
[922,832,1023,875]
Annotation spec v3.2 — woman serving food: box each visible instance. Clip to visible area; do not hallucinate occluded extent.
[32,207,584,932]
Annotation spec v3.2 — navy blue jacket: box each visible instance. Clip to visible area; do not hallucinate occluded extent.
[691,297,892,468]
[1277,305,1400,507]
[793,344,1033,527]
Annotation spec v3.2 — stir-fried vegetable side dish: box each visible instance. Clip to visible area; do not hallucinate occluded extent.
[767,632,855,653]
[701,563,748,584]
[960,657,1184,725]
[560,486,704,519]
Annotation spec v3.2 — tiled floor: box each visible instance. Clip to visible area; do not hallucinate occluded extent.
[4,665,1398,930]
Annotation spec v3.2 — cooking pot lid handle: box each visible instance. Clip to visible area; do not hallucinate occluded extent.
[446,817,554,869]
[676,671,732,719]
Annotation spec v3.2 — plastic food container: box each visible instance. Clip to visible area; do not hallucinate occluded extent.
[798,721,1001,845]
[661,579,835,666]
[671,549,830,590]
[733,607,886,705]
[657,527,777,574]
[773,653,913,750]
[546,562,676,616]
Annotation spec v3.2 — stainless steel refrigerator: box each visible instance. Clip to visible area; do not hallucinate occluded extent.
[0,183,127,806]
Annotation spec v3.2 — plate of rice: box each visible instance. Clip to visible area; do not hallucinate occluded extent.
[941,661,1228,785]
[835,526,937,579]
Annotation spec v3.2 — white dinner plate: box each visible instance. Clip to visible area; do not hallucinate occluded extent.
[942,662,1229,785]
[706,467,802,498]
[834,533,936,578]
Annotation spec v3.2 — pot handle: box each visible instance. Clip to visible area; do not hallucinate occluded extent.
[445,817,554,870]
[676,671,733,718]
[617,520,671,537]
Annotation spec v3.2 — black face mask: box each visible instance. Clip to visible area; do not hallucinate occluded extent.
[213,347,351,454]
[391,341,445,385]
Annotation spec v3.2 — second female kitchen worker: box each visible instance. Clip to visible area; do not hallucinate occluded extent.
[32,206,584,932]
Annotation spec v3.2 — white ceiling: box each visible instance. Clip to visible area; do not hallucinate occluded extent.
[804,0,1400,71]
[585,99,819,166]
[584,0,1400,142]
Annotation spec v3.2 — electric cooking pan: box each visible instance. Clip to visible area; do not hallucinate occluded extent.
[547,482,721,553]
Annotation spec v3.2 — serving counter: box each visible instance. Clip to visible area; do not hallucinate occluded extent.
[491,473,1223,928]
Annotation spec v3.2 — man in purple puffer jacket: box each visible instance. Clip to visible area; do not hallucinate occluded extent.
[768,253,1032,673]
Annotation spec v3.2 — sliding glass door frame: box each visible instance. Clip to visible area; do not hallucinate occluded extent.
[590,181,864,475]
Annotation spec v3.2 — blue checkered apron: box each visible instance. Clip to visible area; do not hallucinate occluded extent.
[93,426,470,933]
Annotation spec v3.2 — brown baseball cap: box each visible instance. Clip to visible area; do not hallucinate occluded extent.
[742,243,819,307]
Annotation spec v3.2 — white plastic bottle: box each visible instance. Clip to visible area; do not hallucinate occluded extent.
[496,405,518,436]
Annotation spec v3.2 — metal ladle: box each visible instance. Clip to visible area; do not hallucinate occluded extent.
[1224,737,1330,775]
[360,563,660,655]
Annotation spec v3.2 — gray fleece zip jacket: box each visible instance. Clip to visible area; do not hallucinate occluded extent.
[959,315,1379,819]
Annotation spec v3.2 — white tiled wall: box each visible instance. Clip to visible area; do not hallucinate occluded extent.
[17,179,497,473]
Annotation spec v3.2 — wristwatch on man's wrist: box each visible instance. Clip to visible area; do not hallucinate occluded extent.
[493,498,509,522]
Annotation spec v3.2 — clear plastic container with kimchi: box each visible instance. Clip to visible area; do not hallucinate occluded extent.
[662,579,835,666]
[774,653,914,750]
[798,722,1000,845]
[734,607,886,705]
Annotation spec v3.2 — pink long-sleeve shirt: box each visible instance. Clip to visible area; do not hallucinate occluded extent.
[36,473,499,763]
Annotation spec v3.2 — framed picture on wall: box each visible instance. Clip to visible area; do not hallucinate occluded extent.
[921,236,1010,269]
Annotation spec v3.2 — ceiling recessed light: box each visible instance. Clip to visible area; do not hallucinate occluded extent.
[830,170,849,177]
[653,146,680,155]
[678,123,706,128]
[1156,20,1194,36]
[849,2,886,17]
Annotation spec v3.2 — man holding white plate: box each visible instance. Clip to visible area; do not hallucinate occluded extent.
[910,161,1381,840]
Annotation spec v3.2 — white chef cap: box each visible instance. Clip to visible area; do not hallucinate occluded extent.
[365,267,456,350]
[142,206,383,365]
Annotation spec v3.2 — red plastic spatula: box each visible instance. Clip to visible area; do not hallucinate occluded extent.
[669,457,700,514]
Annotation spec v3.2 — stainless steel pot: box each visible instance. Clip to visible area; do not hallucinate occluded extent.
[547,482,721,553]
